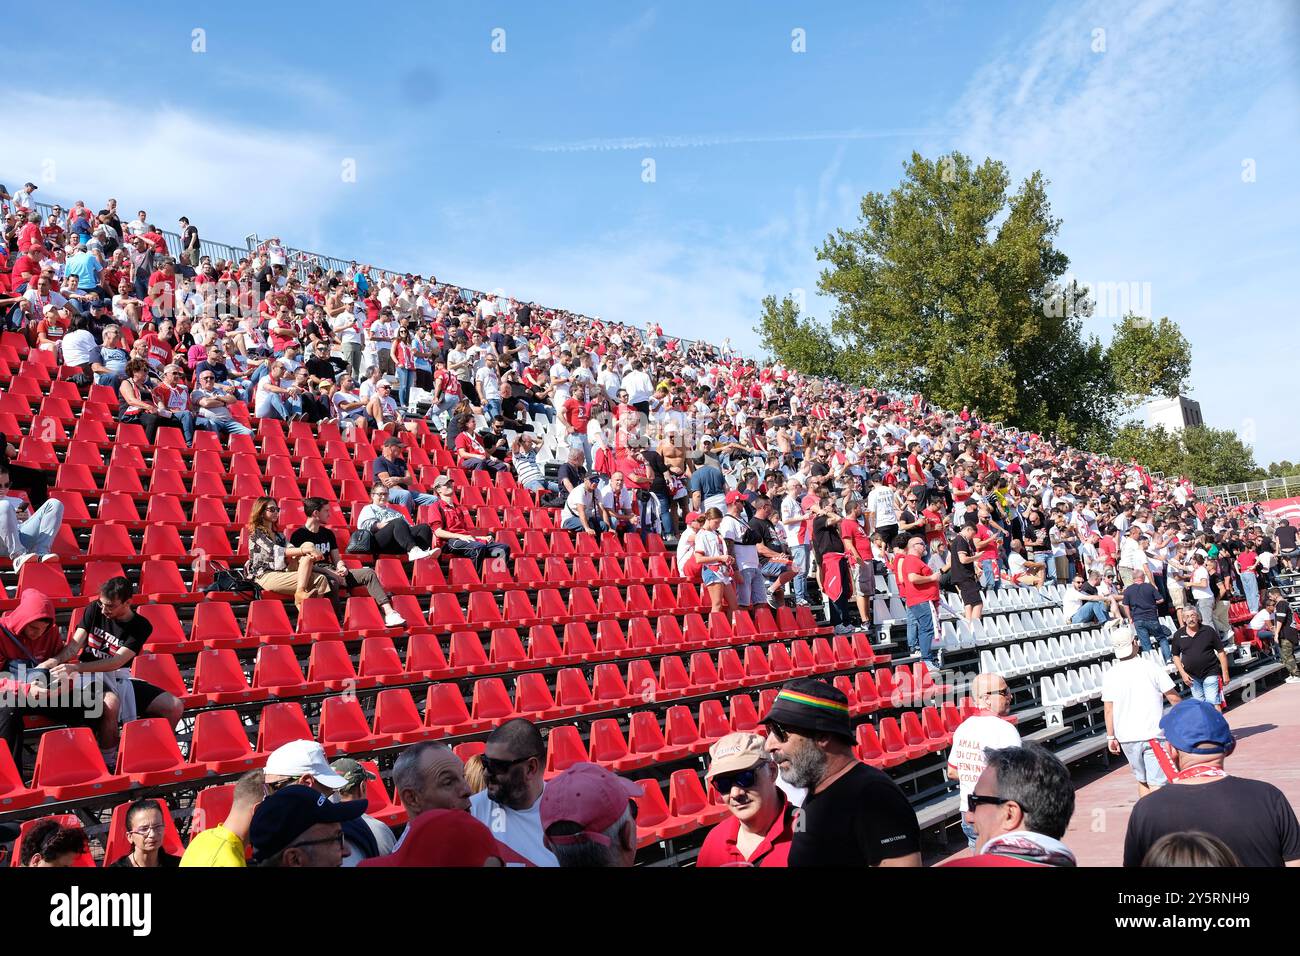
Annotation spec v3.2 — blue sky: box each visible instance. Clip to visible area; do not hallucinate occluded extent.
[4,0,1298,465]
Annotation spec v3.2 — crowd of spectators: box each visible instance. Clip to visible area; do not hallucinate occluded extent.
[1,180,1298,869]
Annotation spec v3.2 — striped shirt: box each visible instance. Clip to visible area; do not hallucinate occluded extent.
[514,451,545,488]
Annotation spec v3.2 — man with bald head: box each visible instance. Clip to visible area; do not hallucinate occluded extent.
[1122,566,1171,662]
[946,673,1022,850]
[390,742,472,849]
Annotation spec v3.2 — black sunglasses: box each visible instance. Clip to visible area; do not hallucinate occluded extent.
[481,754,537,776]
[966,793,1014,810]
[764,720,812,743]
[710,768,760,794]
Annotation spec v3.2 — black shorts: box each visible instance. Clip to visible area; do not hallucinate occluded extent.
[955,579,983,607]
[130,679,169,713]
[877,524,898,549]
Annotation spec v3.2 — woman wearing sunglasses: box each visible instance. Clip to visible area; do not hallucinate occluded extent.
[695,732,793,867]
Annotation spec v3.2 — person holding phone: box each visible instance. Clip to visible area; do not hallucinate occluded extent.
[0,465,65,572]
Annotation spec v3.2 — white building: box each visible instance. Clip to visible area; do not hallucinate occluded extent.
[1144,395,1203,432]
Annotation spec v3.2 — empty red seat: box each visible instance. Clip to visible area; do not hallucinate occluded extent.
[194,600,253,649]
[424,683,485,735]
[698,699,731,742]
[18,561,77,608]
[593,663,635,708]
[669,768,729,826]
[629,710,689,762]
[139,560,199,604]
[0,745,44,810]
[319,696,389,754]
[470,677,517,722]
[544,725,590,778]
[405,632,450,680]
[902,710,944,754]
[588,718,651,772]
[32,727,130,799]
[514,672,569,721]
[191,784,236,836]
[554,668,599,713]
[193,648,268,704]
[117,717,207,785]
[449,631,491,674]
[245,599,296,645]
[131,653,200,709]
[373,689,435,744]
[191,709,263,772]
[665,704,708,754]
[255,702,314,754]
[359,636,416,685]
[879,716,927,762]
[252,644,323,697]
[855,723,905,769]
[634,778,693,845]
[729,694,761,734]
[308,641,369,691]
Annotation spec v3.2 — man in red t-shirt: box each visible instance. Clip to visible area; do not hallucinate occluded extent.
[562,383,593,467]
[138,323,175,371]
[840,498,874,627]
[899,534,940,668]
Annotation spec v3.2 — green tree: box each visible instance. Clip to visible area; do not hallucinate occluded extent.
[753,294,845,380]
[1109,423,1263,486]
[1106,314,1193,408]
[1266,460,1300,479]
[814,151,1113,440]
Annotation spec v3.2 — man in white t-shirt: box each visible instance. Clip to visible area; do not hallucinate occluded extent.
[867,481,900,546]
[597,472,636,533]
[1101,624,1181,797]
[468,719,557,867]
[1117,527,1148,587]
[948,673,1022,850]
[719,491,761,607]
[780,478,811,606]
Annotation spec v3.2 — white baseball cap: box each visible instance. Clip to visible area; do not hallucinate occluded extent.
[1107,624,1136,657]
[264,739,348,789]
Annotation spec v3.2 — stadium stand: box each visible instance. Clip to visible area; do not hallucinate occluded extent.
[0,187,1291,867]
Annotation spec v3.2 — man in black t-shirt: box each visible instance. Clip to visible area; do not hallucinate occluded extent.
[1275,520,1300,571]
[1170,606,1229,706]
[762,679,921,867]
[1268,588,1300,682]
[45,576,184,761]
[1121,568,1171,662]
[949,522,982,622]
[1123,700,1300,867]
[289,499,406,627]
[557,447,588,494]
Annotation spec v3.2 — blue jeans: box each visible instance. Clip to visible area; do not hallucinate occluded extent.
[980,559,998,590]
[387,487,438,510]
[654,493,674,536]
[483,398,502,421]
[1190,674,1223,707]
[173,410,197,444]
[905,601,937,664]
[198,417,255,437]
[1036,552,1055,582]
[1133,619,1171,662]
[0,498,64,558]
[527,401,556,423]
[562,514,606,534]
[1239,571,1259,613]
[396,367,415,409]
[1071,602,1109,625]
[790,544,809,603]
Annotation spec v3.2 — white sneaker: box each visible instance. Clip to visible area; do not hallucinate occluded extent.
[12,552,36,574]
[407,547,436,562]
[39,553,59,563]
[1285,676,1300,685]
[383,610,407,628]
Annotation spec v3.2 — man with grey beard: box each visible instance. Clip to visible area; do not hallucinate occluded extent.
[763,678,921,867]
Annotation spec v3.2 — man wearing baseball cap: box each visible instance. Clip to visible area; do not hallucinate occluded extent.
[250,784,366,867]
[697,732,794,867]
[263,739,349,794]
[539,762,640,867]
[331,757,396,866]
[763,678,920,867]
[1100,622,1181,798]
[1123,700,1300,867]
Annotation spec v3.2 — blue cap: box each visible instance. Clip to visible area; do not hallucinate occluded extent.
[1160,700,1235,755]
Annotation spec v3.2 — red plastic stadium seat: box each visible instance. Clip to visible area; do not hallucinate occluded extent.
[514,672,569,721]
[190,710,264,773]
[308,640,371,691]
[245,599,296,646]
[424,683,487,735]
[0,746,44,810]
[131,653,201,709]
[588,718,652,772]
[373,689,435,744]
[32,728,130,799]
[360,760,406,828]
[252,644,323,697]
[251,702,311,755]
[629,710,689,762]
[194,600,255,649]
[193,648,269,704]
[319,696,390,754]
[544,725,590,779]
[669,768,729,826]
[360,636,418,685]
[405,632,450,680]
[190,785,237,837]
[634,778,694,846]
[117,717,207,785]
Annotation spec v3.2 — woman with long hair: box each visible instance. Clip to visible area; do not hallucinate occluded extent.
[694,508,737,618]
[242,496,331,609]
[118,358,183,443]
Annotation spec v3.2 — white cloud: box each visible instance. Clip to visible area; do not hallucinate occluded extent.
[0,91,354,249]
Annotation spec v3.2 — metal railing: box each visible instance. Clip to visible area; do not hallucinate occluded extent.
[1196,475,1300,503]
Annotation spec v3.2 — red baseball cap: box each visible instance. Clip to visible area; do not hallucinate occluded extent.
[359,810,505,867]
[724,490,745,505]
[540,762,641,846]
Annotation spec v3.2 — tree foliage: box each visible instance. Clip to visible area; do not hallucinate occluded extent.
[1107,314,1193,407]
[1109,423,1263,487]
[758,151,1196,449]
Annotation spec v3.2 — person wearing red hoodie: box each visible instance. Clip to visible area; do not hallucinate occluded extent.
[0,590,88,763]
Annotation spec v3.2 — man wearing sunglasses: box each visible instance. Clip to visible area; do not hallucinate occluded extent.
[468,718,558,867]
[946,673,1022,851]
[763,679,921,867]
[941,743,1077,867]
[697,732,793,867]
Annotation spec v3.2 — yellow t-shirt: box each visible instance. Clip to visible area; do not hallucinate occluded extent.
[179,824,246,867]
